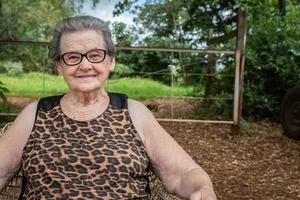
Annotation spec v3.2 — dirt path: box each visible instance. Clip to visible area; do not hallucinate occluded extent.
[6,96,37,108]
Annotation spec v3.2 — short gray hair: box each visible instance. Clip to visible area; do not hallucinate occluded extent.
[48,15,115,61]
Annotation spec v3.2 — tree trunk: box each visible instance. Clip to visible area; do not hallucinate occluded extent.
[204,28,216,98]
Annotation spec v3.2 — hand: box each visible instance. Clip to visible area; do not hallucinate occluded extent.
[189,186,217,200]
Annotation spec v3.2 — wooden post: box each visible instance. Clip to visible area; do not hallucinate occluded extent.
[233,50,241,125]
[232,11,247,134]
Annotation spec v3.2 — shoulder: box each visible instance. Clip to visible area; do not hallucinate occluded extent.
[127,99,160,142]
[127,99,154,122]
[128,99,155,143]
[0,100,39,153]
[18,101,38,117]
[128,99,148,112]
[13,100,39,128]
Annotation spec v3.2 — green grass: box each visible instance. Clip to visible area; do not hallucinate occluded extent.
[0,72,68,97]
[0,72,194,99]
[107,77,194,99]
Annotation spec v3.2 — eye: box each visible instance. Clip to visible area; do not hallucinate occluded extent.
[89,53,102,59]
[88,50,105,61]
[65,53,81,62]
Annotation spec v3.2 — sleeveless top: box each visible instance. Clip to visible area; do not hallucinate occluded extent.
[20,93,150,200]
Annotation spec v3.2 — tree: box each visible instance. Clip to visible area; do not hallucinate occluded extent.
[237,0,300,119]
[114,0,300,120]
[115,0,206,83]
[0,0,101,72]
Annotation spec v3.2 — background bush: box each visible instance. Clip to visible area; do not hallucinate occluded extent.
[0,61,24,76]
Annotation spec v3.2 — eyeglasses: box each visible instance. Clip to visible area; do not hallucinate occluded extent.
[60,49,107,66]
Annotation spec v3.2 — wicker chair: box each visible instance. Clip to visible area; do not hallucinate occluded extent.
[0,123,183,200]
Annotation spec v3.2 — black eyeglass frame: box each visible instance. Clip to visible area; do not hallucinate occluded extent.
[60,49,107,66]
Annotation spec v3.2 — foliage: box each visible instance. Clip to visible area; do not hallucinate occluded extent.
[0,1,65,71]
[111,21,176,84]
[114,0,211,84]
[169,58,184,85]
[239,0,300,120]
[0,101,21,122]
[1,0,299,120]
[110,63,134,79]
[0,80,9,102]
[232,118,256,137]
[114,0,300,121]
[0,0,102,72]
[0,61,24,76]
[0,101,20,113]
[111,21,140,76]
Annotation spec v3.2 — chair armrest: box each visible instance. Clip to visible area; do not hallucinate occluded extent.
[148,169,184,200]
[0,122,12,137]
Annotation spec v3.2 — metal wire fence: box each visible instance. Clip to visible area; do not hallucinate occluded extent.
[0,41,238,124]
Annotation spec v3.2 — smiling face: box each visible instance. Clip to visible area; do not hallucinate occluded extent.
[56,30,115,93]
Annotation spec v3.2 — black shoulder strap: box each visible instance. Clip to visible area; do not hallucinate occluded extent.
[37,95,64,112]
[108,92,128,109]
[37,93,127,110]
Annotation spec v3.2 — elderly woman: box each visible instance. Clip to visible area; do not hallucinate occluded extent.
[0,16,216,200]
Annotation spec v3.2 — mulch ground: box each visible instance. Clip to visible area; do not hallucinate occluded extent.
[2,96,300,200]
[161,121,300,200]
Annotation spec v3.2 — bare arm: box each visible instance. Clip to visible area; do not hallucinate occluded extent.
[128,99,216,200]
[0,101,37,190]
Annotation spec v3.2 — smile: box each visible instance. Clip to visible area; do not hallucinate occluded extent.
[76,75,96,78]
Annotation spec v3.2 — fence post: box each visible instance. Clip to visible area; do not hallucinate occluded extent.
[232,11,247,134]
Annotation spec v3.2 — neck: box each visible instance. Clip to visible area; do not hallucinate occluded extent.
[65,89,108,106]
[60,89,110,121]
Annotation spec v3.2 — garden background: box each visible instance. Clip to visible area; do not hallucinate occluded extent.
[0,0,299,199]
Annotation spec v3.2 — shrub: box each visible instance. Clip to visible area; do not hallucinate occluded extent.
[0,101,20,122]
[1,61,24,76]
[110,63,134,79]
[0,101,20,113]
[0,81,9,102]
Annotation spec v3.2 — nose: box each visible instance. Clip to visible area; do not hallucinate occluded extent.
[78,56,92,70]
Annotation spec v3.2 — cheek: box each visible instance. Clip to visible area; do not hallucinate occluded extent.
[97,69,110,82]
[62,74,73,85]
[94,63,111,75]
[60,70,77,85]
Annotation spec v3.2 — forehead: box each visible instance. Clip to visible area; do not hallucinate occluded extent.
[60,30,104,53]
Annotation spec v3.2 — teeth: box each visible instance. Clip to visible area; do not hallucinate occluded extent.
[78,75,94,77]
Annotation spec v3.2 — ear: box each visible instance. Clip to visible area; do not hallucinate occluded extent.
[55,61,63,75]
[109,58,116,71]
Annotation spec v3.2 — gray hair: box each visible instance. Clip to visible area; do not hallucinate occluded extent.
[48,15,115,61]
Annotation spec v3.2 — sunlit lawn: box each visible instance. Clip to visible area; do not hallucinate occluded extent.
[0,72,195,100]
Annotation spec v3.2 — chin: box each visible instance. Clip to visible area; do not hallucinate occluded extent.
[71,83,103,93]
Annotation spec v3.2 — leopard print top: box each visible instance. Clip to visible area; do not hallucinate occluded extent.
[21,93,150,199]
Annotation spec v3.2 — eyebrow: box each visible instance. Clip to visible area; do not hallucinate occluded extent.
[61,48,103,55]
